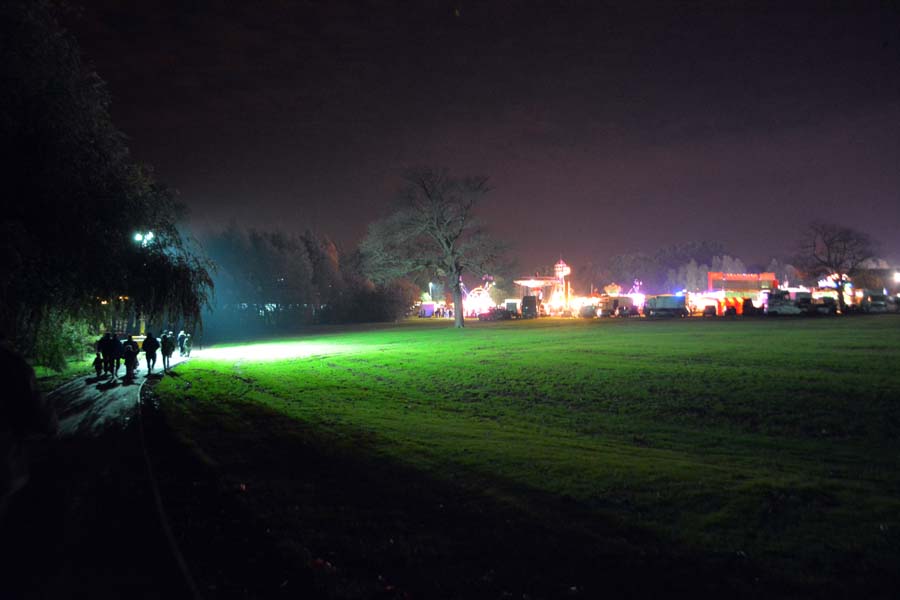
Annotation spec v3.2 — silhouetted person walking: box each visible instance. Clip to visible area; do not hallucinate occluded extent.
[109,335,123,380]
[123,335,139,376]
[123,343,137,381]
[98,332,115,377]
[161,332,175,372]
[142,332,159,374]
[177,330,186,356]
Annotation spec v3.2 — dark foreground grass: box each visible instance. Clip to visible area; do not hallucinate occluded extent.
[156,316,900,597]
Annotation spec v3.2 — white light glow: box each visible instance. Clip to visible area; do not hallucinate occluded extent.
[463,285,496,315]
[134,231,155,247]
[194,341,358,363]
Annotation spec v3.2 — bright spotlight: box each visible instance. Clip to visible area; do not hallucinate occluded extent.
[894,272,900,284]
[134,233,144,242]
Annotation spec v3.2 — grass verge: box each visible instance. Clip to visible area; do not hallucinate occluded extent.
[34,354,94,393]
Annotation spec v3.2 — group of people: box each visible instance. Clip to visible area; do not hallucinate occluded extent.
[93,329,193,381]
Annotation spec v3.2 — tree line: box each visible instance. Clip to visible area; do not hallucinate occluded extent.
[575,225,882,313]
[199,226,419,342]
[1,0,212,368]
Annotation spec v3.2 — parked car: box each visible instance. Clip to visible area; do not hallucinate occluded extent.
[644,295,689,318]
[766,303,802,316]
[765,290,803,316]
[860,291,888,313]
[477,307,512,321]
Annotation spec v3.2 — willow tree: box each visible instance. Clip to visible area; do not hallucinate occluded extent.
[361,168,505,328]
[1,0,212,362]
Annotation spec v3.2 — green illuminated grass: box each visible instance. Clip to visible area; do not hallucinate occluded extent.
[157,316,900,589]
[35,354,94,393]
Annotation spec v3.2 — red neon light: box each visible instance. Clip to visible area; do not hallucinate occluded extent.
[707,272,778,291]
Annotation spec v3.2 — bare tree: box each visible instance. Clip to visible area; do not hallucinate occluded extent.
[361,168,505,328]
[798,221,878,311]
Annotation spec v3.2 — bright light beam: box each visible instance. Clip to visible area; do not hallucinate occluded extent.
[192,340,359,363]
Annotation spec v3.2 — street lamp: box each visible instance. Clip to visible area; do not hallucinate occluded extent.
[133,231,154,247]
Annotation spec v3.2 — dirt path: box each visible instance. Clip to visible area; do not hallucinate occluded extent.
[1,357,193,599]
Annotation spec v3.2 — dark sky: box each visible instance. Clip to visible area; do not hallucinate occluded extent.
[68,0,900,272]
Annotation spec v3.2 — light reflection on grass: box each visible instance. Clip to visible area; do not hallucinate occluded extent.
[194,340,363,363]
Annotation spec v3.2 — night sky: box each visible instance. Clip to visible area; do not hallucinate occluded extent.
[67,1,900,272]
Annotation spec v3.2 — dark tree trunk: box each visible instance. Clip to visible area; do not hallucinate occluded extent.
[451,272,465,328]
[837,282,848,314]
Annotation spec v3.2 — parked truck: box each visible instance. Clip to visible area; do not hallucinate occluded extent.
[596,295,635,317]
[643,295,689,318]
[521,295,539,319]
[859,290,888,313]
[764,290,803,316]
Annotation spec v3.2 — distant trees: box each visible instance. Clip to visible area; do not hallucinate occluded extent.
[594,226,882,304]
[606,253,658,290]
[655,241,726,279]
[0,0,212,365]
[202,227,417,341]
[797,221,878,311]
[360,168,506,328]
[600,241,731,293]
[203,227,314,330]
[850,260,895,293]
[664,256,746,292]
[765,259,801,287]
[665,260,708,292]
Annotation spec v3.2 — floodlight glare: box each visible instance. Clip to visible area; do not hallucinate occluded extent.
[194,340,359,363]
[134,230,155,247]
[894,272,900,284]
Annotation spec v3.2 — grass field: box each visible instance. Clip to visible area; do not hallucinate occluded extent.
[155,316,900,597]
